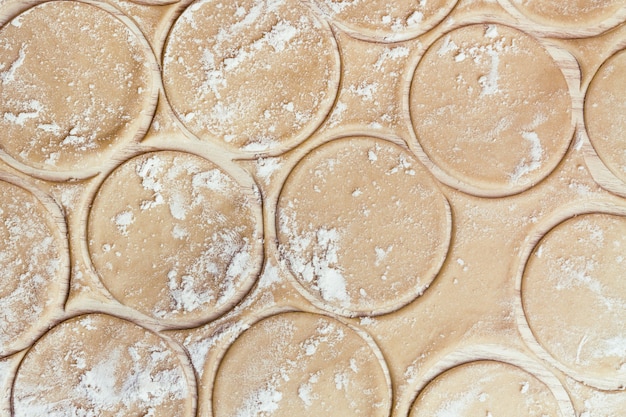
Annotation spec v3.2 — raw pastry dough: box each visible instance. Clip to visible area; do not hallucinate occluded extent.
[87,150,263,326]
[277,137,450,316]
[585,48,626,185]
[522,213,626,387]
[162,0,340,154]
[0,178,66,356]
[409,360,563,416]
[0,1,155,176]
[313,0,458,42]
[506,0,624,29]
[410,23,572,195]
[212,312,390,416]
[12,313,194,416]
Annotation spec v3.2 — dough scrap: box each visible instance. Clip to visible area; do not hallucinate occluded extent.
[213,312,390,416]
[410,360,563,417]
[0,1,154,175]
[88,150,263,326]
[277,137,450,316]
[410,23,572,195]
[522,213,626,385]
[162,0,339,154]
[12,313,193,416]
[0,179,66,356]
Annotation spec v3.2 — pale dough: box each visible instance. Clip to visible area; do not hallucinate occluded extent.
[313,0,458,42]
[0,1,155,175]
[522,213,626,386]
[212,312,390,416]
[12,313,193,416]
[410,23,572,195]
[507,0,624,28]
[162,0,340,154]
[0,179,66,356]
[409,360,563,416]
[277,137,450,316]
[585,49,626,185]
[87,150,263,326]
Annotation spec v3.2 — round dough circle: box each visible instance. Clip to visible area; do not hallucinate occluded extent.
[410,23,572,196]
[313,0,458,42]
[87,150,263,326]
[585,49,626,185]
[277,137,450,316]
[0,179,67,356]
[12,313,193,416]
[162,0,340,154]
[522,213,626,386]
[213,312,391,417]
[409,360,563,416]
[0,1,156,176]
[507,0,624,30]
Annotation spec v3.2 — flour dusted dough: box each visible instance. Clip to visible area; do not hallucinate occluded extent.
[12,313,193,416]
[87,150,263,326]
[277,137,450,316]
[0,179,66,356]
[212,312,390,416]
[409,360,563,416]
[0,1,155,176]
[522,213,626,387]
[162,0,339,154]
[506,0,624,29]
[410,23,572,196]
[313,0,458,42]
[585,49,626,186]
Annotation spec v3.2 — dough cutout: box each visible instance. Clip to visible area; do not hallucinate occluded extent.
[88,150,263,327]
[162,0,340,154]
[410,23,572,196]
[277,137,450,316]
[213,312,390,416]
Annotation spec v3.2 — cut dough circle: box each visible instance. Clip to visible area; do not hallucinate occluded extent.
[162,0,340,155]
[87,150,263,327]
[409,360,563,416]
[12,313,194,416]
[313,0,459,42]
[0,178,67,356]
[212,311,391,417]
[0,0,157,178]
[503,0,626,32]
[585,49,626,185]
[276,136,450,317]
[410,23,572,196]
[522,213,626,388]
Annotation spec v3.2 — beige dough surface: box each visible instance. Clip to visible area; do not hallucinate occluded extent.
[212,311,391,416]
[276,136,450,316]
[87,150,263,327]
[1,0,626,416]
[0,0,155,177]
[409,360,563,416]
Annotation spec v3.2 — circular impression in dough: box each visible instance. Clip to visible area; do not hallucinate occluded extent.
[410,23,572,196]
[522,213,626,387]
[12,313,194,416]
[276,137,450,317]
[313,0,459,42]
[505,0,625,31]
[213,312,391,416]
[0,1,156,177]
[585,49,626,185]
[162,0,340,155]
[409,360,563,416]
[87,150,263,327]
[0,178,67,356]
